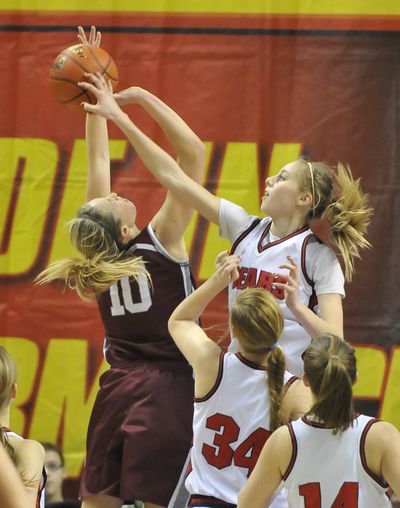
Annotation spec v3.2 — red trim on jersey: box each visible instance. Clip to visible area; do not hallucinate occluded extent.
[282,422,298,481]
[301,413,360,429]
[257,222,310,253]
[284,375,299,391]
[189,494,236,507]
[301,234,317,286]
[235,352,267,371]
[300,234,319,311]
[194,350,226,402]
[230,218,262,254]
[359,419,388,489]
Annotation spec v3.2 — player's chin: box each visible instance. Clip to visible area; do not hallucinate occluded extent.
[260,198,269,215]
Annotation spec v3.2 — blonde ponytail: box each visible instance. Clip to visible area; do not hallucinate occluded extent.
[36,205,149,300]
[266,345,286,431]
[36,252,148,301]
[297,158,373,281]
[323,163,372,280]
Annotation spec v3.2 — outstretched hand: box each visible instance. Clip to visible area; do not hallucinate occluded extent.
[79,72,122,119]
[273,255,303,312]
[77,25,101,47]
[214,254,240,287]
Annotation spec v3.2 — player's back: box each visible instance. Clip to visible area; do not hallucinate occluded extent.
[187,351,292,506]
[284,414,390,507]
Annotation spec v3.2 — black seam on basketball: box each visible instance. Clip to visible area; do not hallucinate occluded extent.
[86,45,117,81]
[60,88,88,104]
[87,45,109,74]
[103,57,118,81]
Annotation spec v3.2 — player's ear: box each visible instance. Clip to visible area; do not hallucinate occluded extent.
[10,383,17,400]
[297,192,313,208]
[120,224,131,242]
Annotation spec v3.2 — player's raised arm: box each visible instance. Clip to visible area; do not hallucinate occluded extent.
[77,26,111,201]
[80,73,221,227]
[168,255,239,382]
[113,85,206,254]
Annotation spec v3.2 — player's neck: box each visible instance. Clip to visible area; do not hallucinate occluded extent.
[270,214,306,238]
[240,350,269,367]
[0,407,10,429]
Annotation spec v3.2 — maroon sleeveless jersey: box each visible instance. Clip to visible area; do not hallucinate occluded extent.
[97,225,194,368]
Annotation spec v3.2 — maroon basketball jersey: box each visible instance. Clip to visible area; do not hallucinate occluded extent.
[98,225,194,367]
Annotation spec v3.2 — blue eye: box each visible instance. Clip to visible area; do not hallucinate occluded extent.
[277,174,285,181]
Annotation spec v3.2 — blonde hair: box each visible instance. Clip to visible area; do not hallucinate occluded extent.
[0,346,17,461]
[303,334,356,434]
[230,289,285,431]
[296,158,373,281]
[36,204,148,301]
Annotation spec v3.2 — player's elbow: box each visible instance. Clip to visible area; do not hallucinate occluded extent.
[180,138,206,174]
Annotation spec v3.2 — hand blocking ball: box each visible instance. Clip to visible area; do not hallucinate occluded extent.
[50,44,118,109]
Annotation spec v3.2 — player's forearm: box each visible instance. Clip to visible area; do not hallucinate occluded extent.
[290,303,343,340]
[111,109,221,224]
[136,89,205,178]
[113,110,186,184]
[85,113,110,200]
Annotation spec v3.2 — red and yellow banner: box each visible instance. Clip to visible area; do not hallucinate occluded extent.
[1,4,399,485]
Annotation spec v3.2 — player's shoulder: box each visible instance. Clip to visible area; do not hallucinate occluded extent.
[365,420,399,443]
[12,437,44,458]
[305,236,336,258]
[270,424,292,447]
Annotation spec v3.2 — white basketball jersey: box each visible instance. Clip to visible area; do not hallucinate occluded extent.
[230,218,318,376]
[186,351,295,506]
[284,414,390,507]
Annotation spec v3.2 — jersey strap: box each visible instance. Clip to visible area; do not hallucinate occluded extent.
[194,350,226,403]
[230,218,261,254]
[359,418,388,488]
[282,421,298,481]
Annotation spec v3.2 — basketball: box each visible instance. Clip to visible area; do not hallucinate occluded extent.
[49,44,118,109]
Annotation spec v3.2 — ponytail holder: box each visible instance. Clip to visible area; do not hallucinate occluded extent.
[268,342,278,352]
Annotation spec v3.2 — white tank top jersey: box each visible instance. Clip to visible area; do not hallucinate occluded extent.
[219,199,345,376]
[186,351,296,507]
[5,430,46,508]
[283,414,391,507]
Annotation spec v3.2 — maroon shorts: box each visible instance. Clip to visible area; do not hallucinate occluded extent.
[80,361,194,506]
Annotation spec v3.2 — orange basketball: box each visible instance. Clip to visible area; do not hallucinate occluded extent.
[49,44,118,109]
